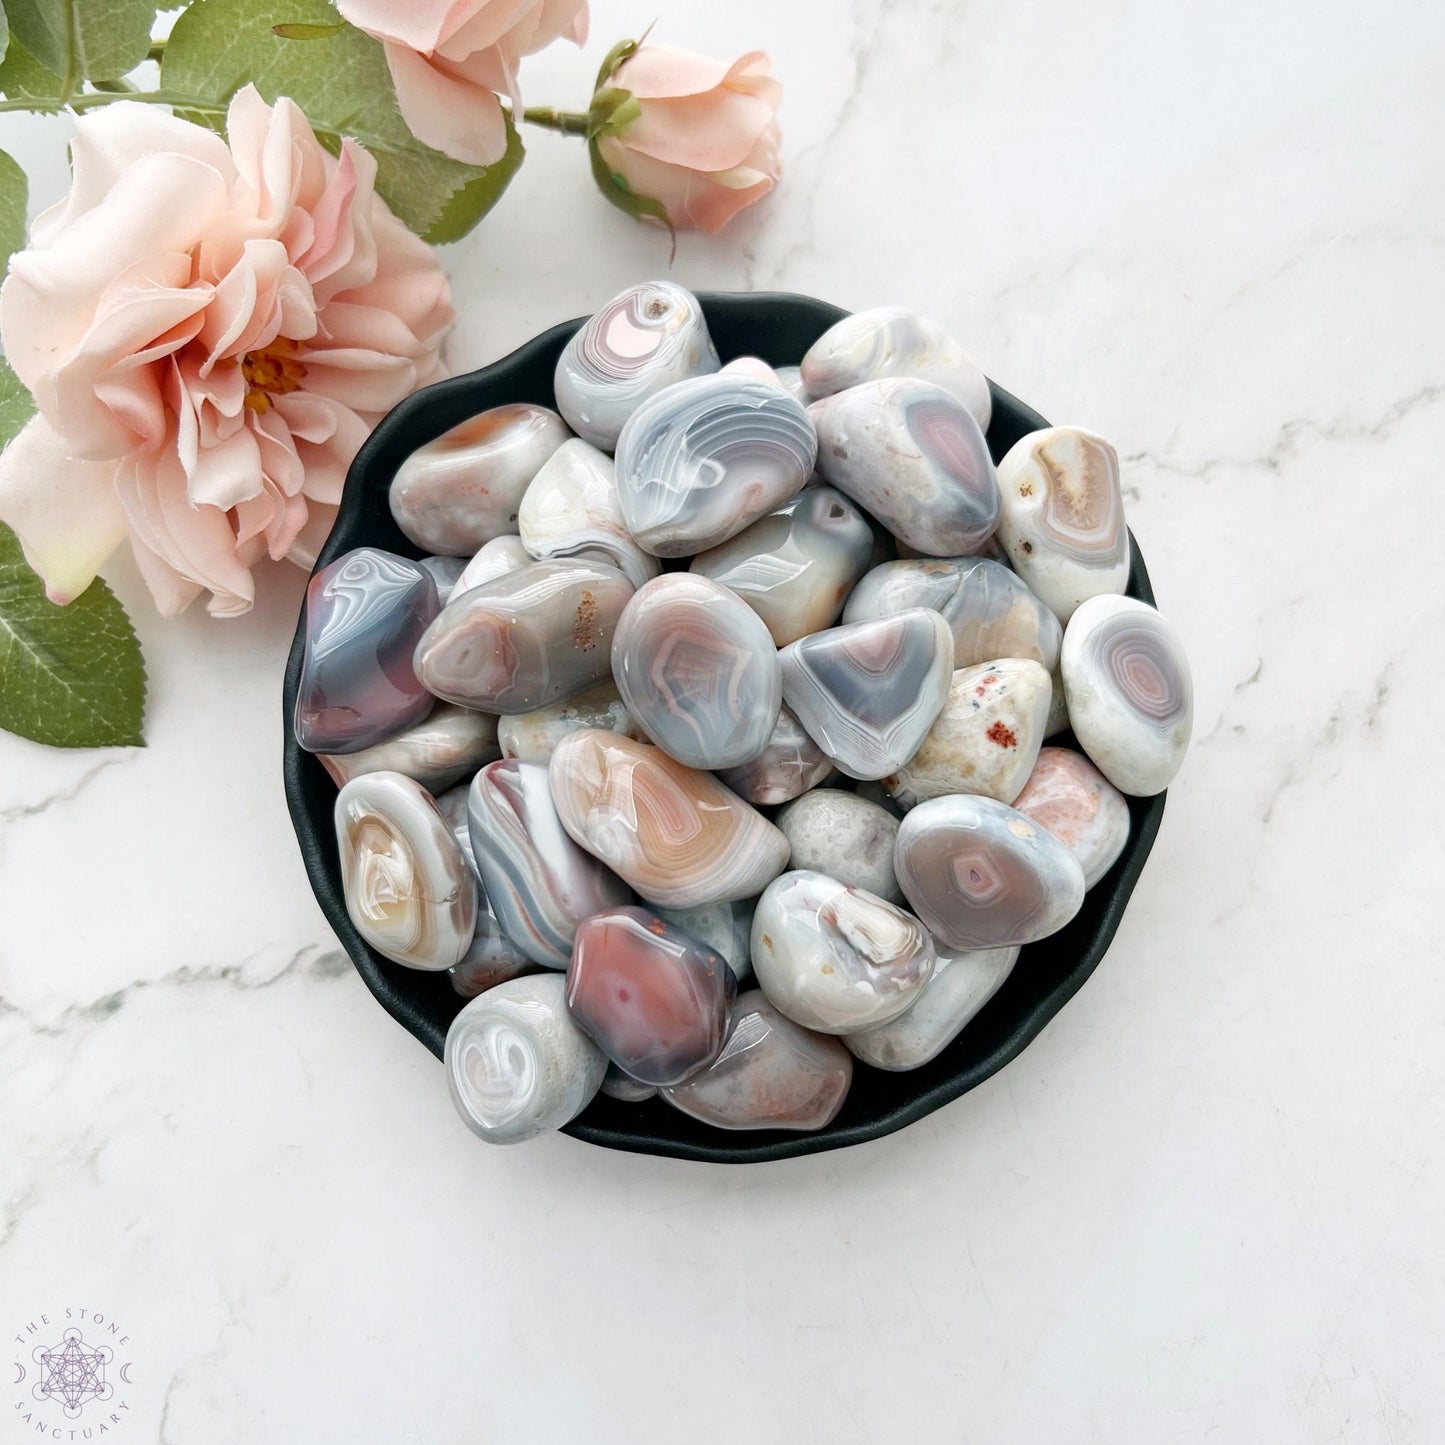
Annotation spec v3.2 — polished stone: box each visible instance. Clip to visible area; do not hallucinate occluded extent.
[497,681,644,765]
[1012,746,1131,888]
[652,898,756,983]
[716,705,833,806]
[454,534,532,596]
[319,703,500,794]
[774,788,901,901]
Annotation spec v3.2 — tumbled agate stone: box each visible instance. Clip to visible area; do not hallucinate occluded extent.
[663,990,853,1132]
[566,906,735,1086]
[497,681,643,765]
[335,771,476,970]
[885,658,1052,809]
[895,794,1085,950]
[414,557,634,713]
[554,280,719,449]
[1012,746,1131,888]
[995,427,1130,622]
[417,555,467,604]
[846,945,1019,1071]
[294,548,439,755]
[751,870,936,1035]
[390,404,571,555]
[548,730,790,907]
[518,438,660,589]
[600,1062,658,1102]
[778,609,953,780]
[811,378,999,556]
[467,760,631,968]
[720,355,784,386]
[446,974,606,1145]
[1062,595,1193,796]
[612,573,782,770]
[653,898,756,982]
[1045,666,1070,738]
[772,364,808,403]
[717,704,833,806]
[843,556,1062,672]
[455,534,532,596]
[614,373,817,557]
[320,703,499,793]
[690,485,874,646]
[800,306,992,430]
[774,788,901,901]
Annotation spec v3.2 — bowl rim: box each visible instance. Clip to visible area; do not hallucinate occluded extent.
[283,289,1166,1164]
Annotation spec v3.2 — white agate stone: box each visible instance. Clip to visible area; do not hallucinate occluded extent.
[497,681,643,765]
[800,306,992,430]
[772,365,809,403]
[1062,595,1193,796]
[1012,746,1131,888]
[751,870,936,1035]
[774,789,901,902]
[319,703,500,794]
[846,945,1019,1071]
[518,438,660,589]
[454,534,531,597]
[554,280,719,449]
[885,658,1052,808]
[1045,666,1070,737]
[445,974,606,1144]
[995,426,1130,622]
[720,355,784,386]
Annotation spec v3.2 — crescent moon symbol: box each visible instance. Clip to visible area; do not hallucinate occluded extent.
[11,1364,25,1384]
[119,1364,133,1384]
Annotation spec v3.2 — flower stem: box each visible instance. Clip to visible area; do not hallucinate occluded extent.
[520,106,590,137]
[0,89,228,116]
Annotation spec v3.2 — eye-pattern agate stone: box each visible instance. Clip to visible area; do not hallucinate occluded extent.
[690,485,874,646]
[846,944,1019,1071]
[612,573,782,770]
[294,548,439,755]
[1012,746,1131,888]
[810,378,1000,557]
[566,906,735,1087]
[778,609,953,780]
[454,534,532,597]
[774,788,901,902]
[497,680,644,765]
[335,771,477,971]
[843,556,1062,672]
[548,730,790,908]
[1061,595,1193,796]
[466,760,632,969]
[653,898,756,982]
[614,373,817,557]
[894,794,1085,950]
[415,557,634,713]
[885,658,1052,809]
[716,704,833,806]
[446,974,606,1145]
[319,703,500,793]
[518,438,660,589]
[390,404,571,555]
[662,990,854,1132]
[800,306,992,431]
[554,280,719,449]
[751,870,936,1035]
[995,427,1130,622]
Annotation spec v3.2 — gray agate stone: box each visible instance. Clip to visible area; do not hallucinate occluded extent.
[689,485,874,646]
[653,898,756,983]
[417,555,467,604]
[454,534,532,597]
[294,548,439,755]
[843,556,1062,672]
[497,681,644,765]
[614,373,817,557]
[319,702,500,794]
[800,306,992,431]
[774,788,901,901]
[778,609,953,780]
[894,794,1085,950]
[810,378,1000,557]
[611,573,781,771]
[415,558,634,713]
[466,759,632,969]
[554,280,719,449]
[390,404,571,555]
[716,704,833,806]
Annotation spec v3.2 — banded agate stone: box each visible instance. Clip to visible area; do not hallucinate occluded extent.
[497,681,644,765]
[319,703,499,793]
[717,705,833,806]
[1012,746,1131,888]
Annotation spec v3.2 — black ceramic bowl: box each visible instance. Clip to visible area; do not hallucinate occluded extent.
[283,291,1166,1164]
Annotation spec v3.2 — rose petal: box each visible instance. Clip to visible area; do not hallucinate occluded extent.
[381,41,510,167]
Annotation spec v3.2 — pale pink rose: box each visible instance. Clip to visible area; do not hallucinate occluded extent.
[595,45,781,234]
[337,0,588,167]
[0,87,453,616]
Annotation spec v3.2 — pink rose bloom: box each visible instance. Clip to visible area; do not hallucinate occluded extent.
[337,0,589,167]
[0,86,453,616]
[596,45,781,234]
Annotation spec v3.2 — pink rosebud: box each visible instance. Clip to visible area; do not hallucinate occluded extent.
[592,43,781,235]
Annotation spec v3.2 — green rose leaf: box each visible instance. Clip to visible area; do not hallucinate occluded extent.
[0,34,66,101]
[163,0,525,243]
[0,522,146,748]
[0,355,34,450]
[1,7,9,68]
[3,0,158,86]
[0,144,26,268]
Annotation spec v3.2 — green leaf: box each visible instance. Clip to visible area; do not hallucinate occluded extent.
[1,6,10,68]
[0,521,146,748]
[3,0,158,87]
[0,34,66,100]
[0,145,25,268]
[0,355,34,450]
[164,0,525,242]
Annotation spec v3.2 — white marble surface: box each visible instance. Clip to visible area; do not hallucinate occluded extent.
[2,1,1443,1439]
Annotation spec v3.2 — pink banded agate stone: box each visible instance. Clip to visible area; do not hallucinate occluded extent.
[1012,746,1131,888]
[566,906,735,1086]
